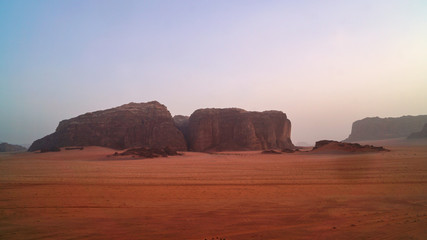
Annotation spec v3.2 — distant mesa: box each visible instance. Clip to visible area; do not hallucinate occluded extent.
[407,123,427,139]
[188,108,293,151]
[28,101,294,153]
[345,115,427,142]
[28,101,187,152]
[312,140,389,153]
[0,142,27,152]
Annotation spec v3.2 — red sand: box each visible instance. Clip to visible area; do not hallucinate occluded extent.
[1,143,427,239]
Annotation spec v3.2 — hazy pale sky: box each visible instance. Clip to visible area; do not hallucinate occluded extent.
[1,0,426,146]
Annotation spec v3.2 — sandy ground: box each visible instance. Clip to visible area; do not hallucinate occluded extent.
[1,143,427,240]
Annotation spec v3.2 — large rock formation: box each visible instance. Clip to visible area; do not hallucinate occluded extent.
[408,123,427,139]
[187,108,293,151]
[345,115,427,142]
[0,142,27,152]
[28,101,187,151]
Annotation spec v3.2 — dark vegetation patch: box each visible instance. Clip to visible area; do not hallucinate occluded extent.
[111,147,180,159]
[312,140,389,153]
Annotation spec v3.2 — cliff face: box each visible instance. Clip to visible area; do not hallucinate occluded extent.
[408,123,427,139]
[187,108,293,151]
[28,101,187,151]
[345,115,427,142]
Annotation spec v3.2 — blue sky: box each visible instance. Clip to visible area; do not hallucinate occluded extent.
[1,0,426,145]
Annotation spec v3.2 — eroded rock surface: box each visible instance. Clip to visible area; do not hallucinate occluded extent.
[29,101,187,151]
[187,108,293,151]
[345,115,427,142]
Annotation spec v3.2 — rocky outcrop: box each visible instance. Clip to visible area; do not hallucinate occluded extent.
[0,142,27,152]
[187,108,293,151]
[111,147,180,158]
[345,115,427,142]
[408,123,427,139]
[40,146,61,153]
[312,140,389,153]
[28,102,295,153]
[28,101,187,151]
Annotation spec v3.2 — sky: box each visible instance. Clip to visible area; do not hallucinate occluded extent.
[1,0,426,146]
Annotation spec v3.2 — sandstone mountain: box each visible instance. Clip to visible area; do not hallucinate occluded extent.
[345,115,427,142]
[408,123,427,139]
[0,142,27,152]
[28,101,187,151]
[187,108,293,151]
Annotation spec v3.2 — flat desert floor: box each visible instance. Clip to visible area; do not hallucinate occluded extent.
[1,143,427,239]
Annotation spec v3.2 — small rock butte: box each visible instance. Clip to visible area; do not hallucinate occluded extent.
[187,108,293,151]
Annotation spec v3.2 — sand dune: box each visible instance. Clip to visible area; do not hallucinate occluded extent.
[1,145,427,239]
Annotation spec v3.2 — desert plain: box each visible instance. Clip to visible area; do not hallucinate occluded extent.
[1,140,427,240]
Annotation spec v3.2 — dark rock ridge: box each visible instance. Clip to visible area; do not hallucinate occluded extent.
[40,146,61,153]
[0,142,27,152]
[312,140,389,153]
[345,115,427,142]
[112,147,179,158]
[408,123,427,139]
[187,108,293,151]
[28,101,187,151]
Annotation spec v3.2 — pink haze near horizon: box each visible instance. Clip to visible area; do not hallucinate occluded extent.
[0,0,426,146]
